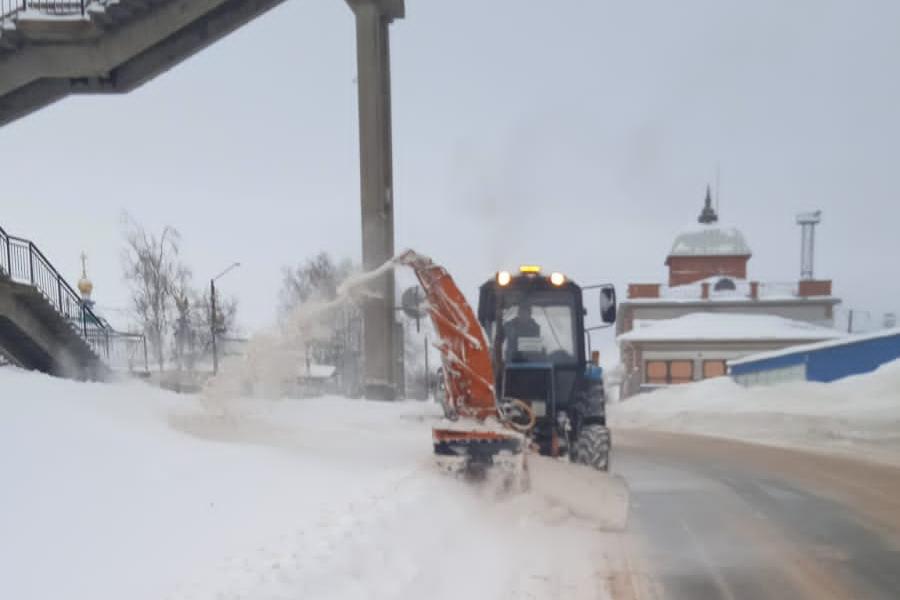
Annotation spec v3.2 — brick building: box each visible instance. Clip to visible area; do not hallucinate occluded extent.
[616,188,842,398]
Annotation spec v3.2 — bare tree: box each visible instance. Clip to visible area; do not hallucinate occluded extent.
[279,252,355,316]
[171,269,195,373]
[171,273,239,374]
[194,289,238,353]
[122,216,183,372]
[279,252,361,394]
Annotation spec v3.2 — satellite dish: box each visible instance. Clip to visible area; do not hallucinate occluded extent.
[401,286,427,320]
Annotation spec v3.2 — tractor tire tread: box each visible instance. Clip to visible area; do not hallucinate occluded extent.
[572,424,611,471]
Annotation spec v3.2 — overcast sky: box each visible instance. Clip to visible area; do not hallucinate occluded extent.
[3,0,899,348]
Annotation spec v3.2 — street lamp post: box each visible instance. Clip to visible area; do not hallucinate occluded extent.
[211,262,240,375]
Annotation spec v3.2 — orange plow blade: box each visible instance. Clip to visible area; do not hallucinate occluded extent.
[396,250,497,421]
[396,250,523,472]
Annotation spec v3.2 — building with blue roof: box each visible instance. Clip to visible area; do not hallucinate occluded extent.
[729,329,900,386]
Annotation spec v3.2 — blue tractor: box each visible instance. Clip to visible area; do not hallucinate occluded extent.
[476,266,617,470]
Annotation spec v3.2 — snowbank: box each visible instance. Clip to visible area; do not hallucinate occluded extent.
[610,359,900,465]
[0,368,623,600]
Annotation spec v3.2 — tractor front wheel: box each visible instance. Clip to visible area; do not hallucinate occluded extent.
[571,424,611,471]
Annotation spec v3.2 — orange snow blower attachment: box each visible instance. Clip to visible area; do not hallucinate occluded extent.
[396,250,526,475]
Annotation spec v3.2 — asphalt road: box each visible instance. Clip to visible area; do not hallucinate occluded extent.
[611,430,900,600]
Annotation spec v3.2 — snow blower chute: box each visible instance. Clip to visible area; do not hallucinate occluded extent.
[396,251,629,529]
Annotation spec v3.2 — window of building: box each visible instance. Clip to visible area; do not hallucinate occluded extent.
[646,361,668,384]
[703,360,727,379]
[645,360,694,384]
[669,360,693,383]
[714,277,736,291]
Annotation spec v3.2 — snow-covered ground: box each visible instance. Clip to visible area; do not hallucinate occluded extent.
[610,359,900,466]
[0,367,627,600]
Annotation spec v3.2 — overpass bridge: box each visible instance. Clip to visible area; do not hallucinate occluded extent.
[0,223,148,378]
[1,0,404,398]
[0,0,307,125]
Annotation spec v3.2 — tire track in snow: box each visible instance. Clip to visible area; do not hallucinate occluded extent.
[167,460,625,600]
[165,403,631,599]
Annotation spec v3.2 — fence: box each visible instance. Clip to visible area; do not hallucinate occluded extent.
[1,0,88,22]
[0,223,148,372]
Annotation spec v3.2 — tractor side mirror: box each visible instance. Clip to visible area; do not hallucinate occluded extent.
[477,286,495,324]
[600,285,617,324]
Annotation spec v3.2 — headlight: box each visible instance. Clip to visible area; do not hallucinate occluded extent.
[497,270,512,286]
[550,272,566,286]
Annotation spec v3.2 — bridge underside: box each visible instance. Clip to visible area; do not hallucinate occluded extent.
[0,0,298,125]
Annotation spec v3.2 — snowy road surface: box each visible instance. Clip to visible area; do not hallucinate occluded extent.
[5,367,900,599]
[0,369,632,600]
[616,430,900,599]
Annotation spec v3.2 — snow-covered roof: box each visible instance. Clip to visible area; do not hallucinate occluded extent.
[668,224,751,258]
[618,313,843,343]
[729,327,900,366]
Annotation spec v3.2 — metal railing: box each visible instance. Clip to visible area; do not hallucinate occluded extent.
[106,331,149,372]
[0,223,148,372]
[1,0,88,24]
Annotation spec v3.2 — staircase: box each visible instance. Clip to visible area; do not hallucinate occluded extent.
[0,0,292,125]
[0,223,148,378]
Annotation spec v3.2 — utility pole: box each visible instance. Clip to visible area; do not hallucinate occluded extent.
[210,277,218,375]
[345,0,405,401]
[210,262,240,376]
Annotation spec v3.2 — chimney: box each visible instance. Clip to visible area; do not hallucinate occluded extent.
[796,211,822,280]
[750,281,759,300]
[628,283,660,299]
[798,280,832,297]
[701,282,710,299]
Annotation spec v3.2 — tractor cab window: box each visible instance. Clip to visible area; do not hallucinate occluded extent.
[494,293,577,365]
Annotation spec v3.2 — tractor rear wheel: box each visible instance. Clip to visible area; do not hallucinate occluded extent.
[572,424,611,471]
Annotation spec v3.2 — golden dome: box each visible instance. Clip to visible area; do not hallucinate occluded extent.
[78,276,93,297]
[78,251,93,298]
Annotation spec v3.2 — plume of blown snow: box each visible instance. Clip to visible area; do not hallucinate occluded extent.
[201,255,405,416]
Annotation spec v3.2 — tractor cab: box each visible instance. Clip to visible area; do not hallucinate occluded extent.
[477,265,616,461]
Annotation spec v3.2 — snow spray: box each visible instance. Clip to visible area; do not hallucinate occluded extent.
[200,255,405,415]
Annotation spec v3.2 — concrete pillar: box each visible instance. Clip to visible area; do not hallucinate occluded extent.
[346,0,404,400]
